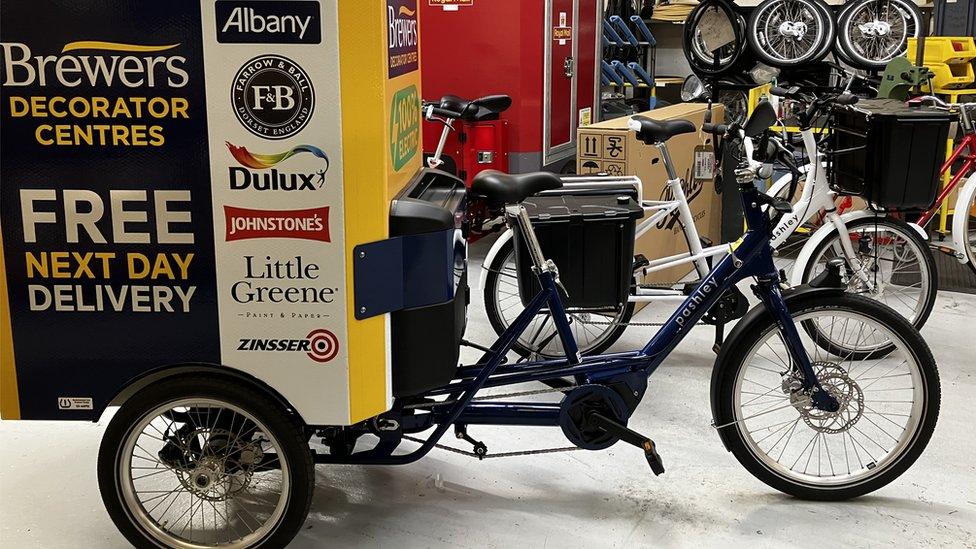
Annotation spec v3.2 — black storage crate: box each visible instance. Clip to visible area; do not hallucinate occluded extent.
[830,99,953,210]
[515,194,643,309]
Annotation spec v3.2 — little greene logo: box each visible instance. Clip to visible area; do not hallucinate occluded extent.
[232,54,314,140]
[216,0,321,44]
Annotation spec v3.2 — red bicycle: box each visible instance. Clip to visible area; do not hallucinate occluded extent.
[910,96,976,275]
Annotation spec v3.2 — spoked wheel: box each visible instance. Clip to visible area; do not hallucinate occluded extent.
[801,217,937,346]
[683,0,749,77]
[747,0,834,68]
[714,294,940,500]
[484,239,634,359]
[836,0,921,70]
[99,376,314,548]
[716,89,750,126]
[963,187,976,276]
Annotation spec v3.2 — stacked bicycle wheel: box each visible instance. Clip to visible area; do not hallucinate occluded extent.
[683,0,924,73]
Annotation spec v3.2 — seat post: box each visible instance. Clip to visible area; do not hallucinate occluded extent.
[506,204,552,275]
[656,142,679,181]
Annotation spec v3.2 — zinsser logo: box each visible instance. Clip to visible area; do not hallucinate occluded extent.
[225,205,329,242]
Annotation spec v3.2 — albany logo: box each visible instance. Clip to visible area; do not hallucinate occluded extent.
[238,328,339,363]
[1,41,188,88]
[225,205,330,242]
[226,142,328,191]
[217,0,321,44]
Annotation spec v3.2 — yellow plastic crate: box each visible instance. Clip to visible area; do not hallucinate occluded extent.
[907,37,976,65]
[928,61,975,91]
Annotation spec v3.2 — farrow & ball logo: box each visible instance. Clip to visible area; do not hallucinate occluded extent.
[231,54,314,139]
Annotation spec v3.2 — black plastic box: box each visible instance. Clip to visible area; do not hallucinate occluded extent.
[515,194,643,309]
[830,99,953,210]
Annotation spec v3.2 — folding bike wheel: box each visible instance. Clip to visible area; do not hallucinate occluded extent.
[683,0,750,77]
[836,0,922,70]
[746,0,835,68]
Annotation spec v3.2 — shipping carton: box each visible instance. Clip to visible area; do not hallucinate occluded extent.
[577,103,724,284]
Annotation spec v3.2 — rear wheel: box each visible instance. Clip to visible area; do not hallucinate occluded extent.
[714,294,940,500]
[98,376,314,548]
[484,238,633,358]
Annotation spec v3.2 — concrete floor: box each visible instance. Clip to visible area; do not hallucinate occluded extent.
[2,243,975,548]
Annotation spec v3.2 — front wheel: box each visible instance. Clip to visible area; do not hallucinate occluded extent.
[960,184,976,276]
[98,376,314,548]
[713,294,940,500]
[800,216,937,333]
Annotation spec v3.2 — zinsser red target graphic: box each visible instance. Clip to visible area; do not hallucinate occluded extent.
[306,328,339,362]
[224,205,330,241]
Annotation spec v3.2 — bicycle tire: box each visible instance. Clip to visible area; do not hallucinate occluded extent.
[713,293,940,500]
[683,0,749,77]
[836,0,921,71]
[747,0,834,68]
[800,216,937,335]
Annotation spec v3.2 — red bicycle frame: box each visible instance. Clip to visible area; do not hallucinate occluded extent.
[916,131,976,228]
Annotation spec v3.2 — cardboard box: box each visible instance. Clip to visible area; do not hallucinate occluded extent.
[577,103,724,284]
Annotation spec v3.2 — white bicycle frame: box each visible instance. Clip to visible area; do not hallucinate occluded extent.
[479,129,878,302]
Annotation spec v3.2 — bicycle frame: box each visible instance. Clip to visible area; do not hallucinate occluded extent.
[917,131,976,229]
[321,171,829,466]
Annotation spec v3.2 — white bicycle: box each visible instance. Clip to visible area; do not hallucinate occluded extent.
[480,92,935,359]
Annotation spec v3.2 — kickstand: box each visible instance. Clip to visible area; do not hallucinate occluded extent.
[587,412,664,475]
[712,322,725,354]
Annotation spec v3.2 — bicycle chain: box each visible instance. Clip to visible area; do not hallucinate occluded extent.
[402,434,581,459]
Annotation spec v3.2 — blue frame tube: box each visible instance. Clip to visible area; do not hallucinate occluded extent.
[322,181,825,465]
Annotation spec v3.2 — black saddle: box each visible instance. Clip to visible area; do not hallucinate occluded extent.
[630,116,696,145]
[470,170,562,205]
[439,94,512,121]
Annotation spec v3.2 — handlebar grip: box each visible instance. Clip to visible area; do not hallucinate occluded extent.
[834,93,859,106]
[770,86,791,98]
[702,122,728,134]
[427,106,460,119]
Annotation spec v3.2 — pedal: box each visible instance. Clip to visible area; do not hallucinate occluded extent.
[454,425,488,459]
[643,439,665,476]
[587,412,665,476]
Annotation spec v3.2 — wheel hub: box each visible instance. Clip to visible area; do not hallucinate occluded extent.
[778,20,808,39]
[858,20,892,37]
[786,362,865,434]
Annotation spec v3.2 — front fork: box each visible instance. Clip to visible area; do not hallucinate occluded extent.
[825,211,877,292]
[754,276,840,412]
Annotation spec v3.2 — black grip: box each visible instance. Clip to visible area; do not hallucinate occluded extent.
[770,86,791,98]
[834,93,859,106]
[428,105,461,119]
[702,122,728,134]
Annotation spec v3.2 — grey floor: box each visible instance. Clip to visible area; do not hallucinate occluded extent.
[2,240,975,548]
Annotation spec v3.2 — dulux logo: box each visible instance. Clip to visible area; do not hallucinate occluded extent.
[216,1,321,44]
[226,142,329,191]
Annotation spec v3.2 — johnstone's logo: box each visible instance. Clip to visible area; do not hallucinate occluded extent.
[232,54,313,140]
[238,328,339,363]
[226,142,329,191]
[225,205,330,242]
[386,0,418,78]
[216,0,321,44]
[0,41,188,88]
